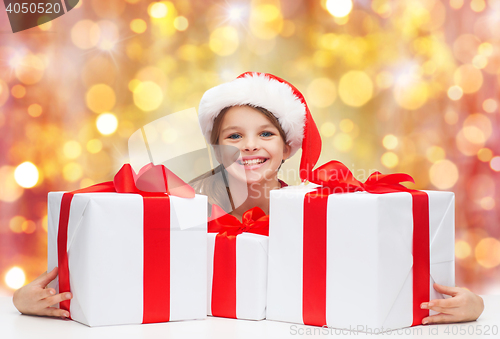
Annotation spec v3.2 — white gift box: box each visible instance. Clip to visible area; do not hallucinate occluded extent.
[207,233,268,320]
[267,185,455,332]
[47,191,207,327]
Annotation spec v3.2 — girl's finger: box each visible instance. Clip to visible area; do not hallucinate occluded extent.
[422,313,456,325]
[39,287,57,300]
[427,305,458,314]
[433,283,461,297]
[42,292,72,308]
[35,267,58,287]
[426,297,460,309]
[39,307,70,318]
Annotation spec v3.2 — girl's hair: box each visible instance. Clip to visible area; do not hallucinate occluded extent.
[189,105,288,214]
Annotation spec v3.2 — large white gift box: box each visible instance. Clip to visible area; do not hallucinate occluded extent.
[267,184,455,332]
[47,190,207,327]
[207,233,268,320]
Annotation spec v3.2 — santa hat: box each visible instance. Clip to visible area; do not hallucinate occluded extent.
[198,72,322,181]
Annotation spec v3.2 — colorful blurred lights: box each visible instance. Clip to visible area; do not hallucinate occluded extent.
[63,163,83,182]
[480,197,495,210]
[209,26,239,56]
[490,156,500,172]
[149,2,168,19]
[426,146,446,163]
[5,267,25,290]
[447,85,463,101]
[455,240,471,259]
[133,81,163,111]
[382,134,398,150]
[307,78,337,108]
[381,152,398,168]
[338,71,373,107]
[173,16,188,31]
[86,84,116,113]
[320,122,336,138]
[96,113,118,135]
[475,238,500,268]
[14,162,39,188]
[130,19,147,34]
[477,148,493,162]
[63,141,82,159]
[87,139,103,154]
[27,104,42,117]
[333,133,353,152]
[326,0,353,18]
[482,99,497,113]
[429,159,459,189]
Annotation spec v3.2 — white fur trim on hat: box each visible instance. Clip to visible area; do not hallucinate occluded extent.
[198,72,307,158]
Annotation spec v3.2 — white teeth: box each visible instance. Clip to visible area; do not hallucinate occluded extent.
[240,158,266,165]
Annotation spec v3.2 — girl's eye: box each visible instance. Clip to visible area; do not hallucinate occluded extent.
[227,134,241,140]
[260,131,274,137]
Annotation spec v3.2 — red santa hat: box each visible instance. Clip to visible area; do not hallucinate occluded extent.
[198,71,322,181]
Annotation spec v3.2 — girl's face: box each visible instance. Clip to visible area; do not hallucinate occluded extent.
[217,105,291,185]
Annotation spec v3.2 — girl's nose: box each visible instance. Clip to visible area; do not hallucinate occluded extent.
[244,137,259,152]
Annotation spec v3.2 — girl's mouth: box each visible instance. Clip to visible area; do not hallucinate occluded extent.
[236,157,269,169]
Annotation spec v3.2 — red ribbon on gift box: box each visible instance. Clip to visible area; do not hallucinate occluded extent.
[302,160,429,327]
[208,205,269,318]
[57,163,194,323]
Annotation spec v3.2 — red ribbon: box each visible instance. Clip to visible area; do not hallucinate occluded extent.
[302,161,429,327]
[57,164,194,323]
[208,205,269,318]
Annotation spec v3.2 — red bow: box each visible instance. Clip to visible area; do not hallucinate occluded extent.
[208,205,269,236]
[308,160,415,193]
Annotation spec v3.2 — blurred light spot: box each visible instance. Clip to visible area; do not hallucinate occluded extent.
[41,215,48,233]
[15,54,45,85]
[63,162,83,182]
[149,2,168,18]
[480,197,495,210]
[482,98,497,113]
[63,141,82,159]
[96,113,118,135]
[371,0,392,18]
[326,0,353,17]
[339,119,354,133]
[5,267,25,289]
[86,84,116,113]
[22,220,36,234]
[376,71,394,89]
[490,156,500,172]
[478,42,493,57]
[453,34,480,64]
[80,178,95,189]
[320,122,336,137]
[333,133,352,152]
[447,85,463,100]
[381,152,398,168]
[472,55,487,69]
[470,0,486,12]
[128,79,141,92]
[250,4,283,39]
[11,84,26,98]
[456,130,482,156]
[0,166,24,202]
[313,50,334,68]
[133,81,163,111]
[429,159,459,189]
[173,16,189,31]
[96,21,119,51]
[209,26,239,56]
[393,80,428,110]
[0,80,9,107]
[71,20,100,49]
[280,20,295,37]
[339,71,373,107]
[382,134,398,150]
[10,216,25,233]
[426,146,445,163]
[477,148,492,162]
[27,104,42,117]
[475,238,500,268]
[444,109,458,125]
[87,139,103,153]
[463,113,492,143]
[422,60,437,75]
[307,78,336,108]
[130,19,147,34]
[449,0,464,9]
[454,64,483,93]
[14,162,39,188]
[455,240,471,259]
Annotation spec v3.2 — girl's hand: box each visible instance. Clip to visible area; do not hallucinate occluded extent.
[420,283,484,325]
[12,267,72,319]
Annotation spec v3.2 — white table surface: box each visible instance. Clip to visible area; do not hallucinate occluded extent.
[0,296,498,338]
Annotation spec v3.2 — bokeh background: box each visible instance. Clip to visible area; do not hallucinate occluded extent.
[0,0,499,297]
